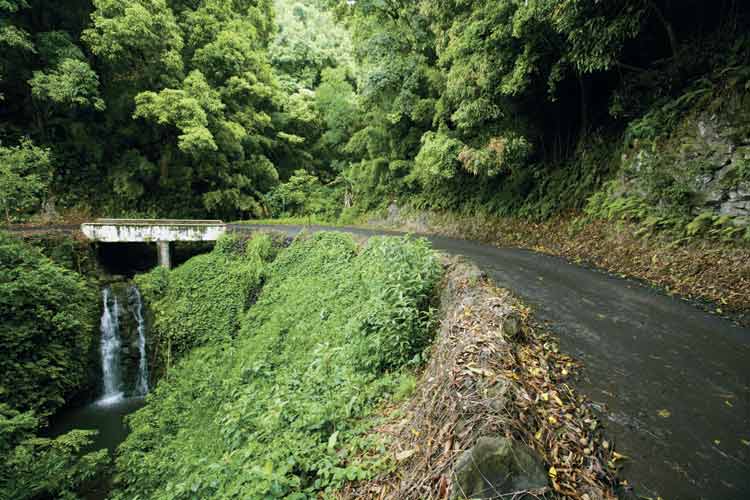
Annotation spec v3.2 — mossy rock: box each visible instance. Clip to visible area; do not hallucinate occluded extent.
[451,437,548,499]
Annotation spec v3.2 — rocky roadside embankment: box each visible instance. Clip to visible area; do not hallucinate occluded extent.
[345,257,624,499]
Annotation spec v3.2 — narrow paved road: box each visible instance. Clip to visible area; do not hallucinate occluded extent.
[234,224,750,500]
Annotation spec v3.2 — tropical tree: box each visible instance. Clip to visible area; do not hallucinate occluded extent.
[0,140,51,222]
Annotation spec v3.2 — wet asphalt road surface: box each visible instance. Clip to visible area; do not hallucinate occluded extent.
[234,224,750,500]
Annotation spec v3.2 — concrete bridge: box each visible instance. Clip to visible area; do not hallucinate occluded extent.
[81,219,226,268]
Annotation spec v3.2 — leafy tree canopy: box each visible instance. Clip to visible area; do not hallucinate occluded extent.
[0,0,746,223]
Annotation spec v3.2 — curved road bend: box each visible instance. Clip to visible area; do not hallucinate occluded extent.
[232,224,750,500]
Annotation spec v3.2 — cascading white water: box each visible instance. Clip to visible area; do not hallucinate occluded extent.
[97,285,150,405]
[129,286,149,396]
[99,287,124,405]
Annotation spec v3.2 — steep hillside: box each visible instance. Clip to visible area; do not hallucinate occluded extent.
[113,232,442,498]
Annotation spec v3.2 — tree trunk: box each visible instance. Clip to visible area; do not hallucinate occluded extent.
[650,1,679,58]
[578,73,588,140]
[160,147,171,181]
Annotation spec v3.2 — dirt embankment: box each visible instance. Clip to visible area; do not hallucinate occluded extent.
[347,257,623,499]
[370,207,750,326]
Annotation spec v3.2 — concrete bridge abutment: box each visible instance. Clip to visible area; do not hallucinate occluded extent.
[81,219,226,269]
[157,241,171,269]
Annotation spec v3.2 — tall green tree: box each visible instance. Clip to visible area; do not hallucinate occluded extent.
[266,0,359,206]
[83,0,280,218]
[0,140,50,222]
[324,0,746,215]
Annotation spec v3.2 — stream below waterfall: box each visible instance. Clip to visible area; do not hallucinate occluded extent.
[48,283,150,454]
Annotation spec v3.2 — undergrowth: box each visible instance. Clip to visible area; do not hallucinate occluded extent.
[586,186,750,244]
[135,234,280,374]
[584,53,750,244]
[114,232,442,499]
[0,233,107,500]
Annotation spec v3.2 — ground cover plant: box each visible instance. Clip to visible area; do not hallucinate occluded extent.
[135,233,275,374]
[0,232,107,499]
[113,232,441,499]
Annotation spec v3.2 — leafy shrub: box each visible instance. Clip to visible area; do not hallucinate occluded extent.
[0,234,105,500]
[458,134,532,177]
[0,140,51,223]
[135,234,275,370]
[0,404,108,500]
[344,157,416,213]
[412,131,464,188]
[351,236,441,372]
[0,232,97,417]
[265,170,341,219]
[114,232,441,499]
[19,233,98,275]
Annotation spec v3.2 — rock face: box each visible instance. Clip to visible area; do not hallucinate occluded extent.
[620,112,750,224]
[721,181,750,220]
[381,202,431,234]
[451,437,548,499]
[690,116,750,218]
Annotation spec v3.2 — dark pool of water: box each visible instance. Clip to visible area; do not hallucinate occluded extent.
[46,397,145,499]
[48,397,145,453]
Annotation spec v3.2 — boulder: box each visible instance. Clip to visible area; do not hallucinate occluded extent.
[451,437,548,499]
[500,313,522,339]
[720,200,750,217]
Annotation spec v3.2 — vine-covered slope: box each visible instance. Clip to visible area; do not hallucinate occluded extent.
[113,232,441,498]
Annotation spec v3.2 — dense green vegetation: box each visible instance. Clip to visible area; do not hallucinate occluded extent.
[135,233,274,373]
[0,232,97,417]
[2,1,747,238]
[0,0,355,219]
[0,230,440,499]
[0,3,748,498]
[1,2,748,497]
[0,232,107,499]
[0,141,51,223]
[1,0,279,217]
[321,0,749,235]
[114,232,440,498]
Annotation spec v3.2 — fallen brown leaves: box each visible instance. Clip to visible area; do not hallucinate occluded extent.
[341,258,618,499]
[377,211,750,327]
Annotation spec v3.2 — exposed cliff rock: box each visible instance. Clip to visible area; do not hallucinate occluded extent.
[617,91,750,226]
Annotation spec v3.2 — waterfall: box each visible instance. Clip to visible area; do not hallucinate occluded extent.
[99,287,123,405]
[97,285,150,405]
[129,286,149,396]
